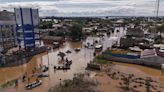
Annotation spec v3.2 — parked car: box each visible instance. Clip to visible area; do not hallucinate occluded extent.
[95,45,103,51]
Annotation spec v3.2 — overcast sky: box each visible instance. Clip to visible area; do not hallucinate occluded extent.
[0,0,163,17]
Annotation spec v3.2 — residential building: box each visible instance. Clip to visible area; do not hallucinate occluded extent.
[0,10,17,52]
[120,36,135,48]
[126,27,144,37]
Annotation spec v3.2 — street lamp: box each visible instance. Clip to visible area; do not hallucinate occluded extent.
[59,78,62,86]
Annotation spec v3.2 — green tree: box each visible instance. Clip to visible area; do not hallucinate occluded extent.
[69,24,83,41]
[39,21,53,29]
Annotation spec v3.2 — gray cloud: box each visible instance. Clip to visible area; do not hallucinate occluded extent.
[0,0,163,16]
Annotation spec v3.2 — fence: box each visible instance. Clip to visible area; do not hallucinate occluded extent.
[101,51,162,69]
[103,56,162,69]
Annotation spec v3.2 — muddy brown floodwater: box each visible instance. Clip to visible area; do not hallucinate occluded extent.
[94,62,164,92]
[0,40,94,92]
[0,27,164,92]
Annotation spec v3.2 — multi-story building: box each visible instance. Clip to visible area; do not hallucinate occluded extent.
[0,10,17,52]
[15,8,40,50]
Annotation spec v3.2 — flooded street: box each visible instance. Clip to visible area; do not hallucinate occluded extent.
[1,27,164,92]
[1,41,95,92]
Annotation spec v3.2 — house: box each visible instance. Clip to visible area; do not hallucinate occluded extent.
[126,28,144,37]
[120,36,135,48]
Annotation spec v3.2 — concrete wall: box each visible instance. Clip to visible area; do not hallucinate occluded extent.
[104,56,162,69]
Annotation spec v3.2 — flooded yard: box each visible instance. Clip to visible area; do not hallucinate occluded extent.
[94,62,164,92]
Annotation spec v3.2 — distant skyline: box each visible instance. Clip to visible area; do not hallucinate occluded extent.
[0,0,163,17]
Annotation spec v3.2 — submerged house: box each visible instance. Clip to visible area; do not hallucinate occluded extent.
[42,36,64,44]
[120,36,135,48]
[120,28,144,48]
[126,28,144,37]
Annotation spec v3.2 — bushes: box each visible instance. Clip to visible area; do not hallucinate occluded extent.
[0,79,17,89]
[95,59,112,64]
[49,73,98,92]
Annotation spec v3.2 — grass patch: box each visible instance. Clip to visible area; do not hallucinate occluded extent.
[96,54,111,60]
[107,49,141,54]
[95,59,112,64]
[0,79,16,89]
[94,54,112,64]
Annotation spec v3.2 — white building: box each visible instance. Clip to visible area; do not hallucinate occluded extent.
[14,8,40,49]
[41,18,59,23]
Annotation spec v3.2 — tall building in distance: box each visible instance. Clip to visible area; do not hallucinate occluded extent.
[14,8,40,50]
[0,10,17,52]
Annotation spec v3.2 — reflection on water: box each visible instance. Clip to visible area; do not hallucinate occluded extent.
[0,27,164,92]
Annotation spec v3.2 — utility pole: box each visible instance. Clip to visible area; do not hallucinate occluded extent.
[154,0,160,34]
[156,0,160,17]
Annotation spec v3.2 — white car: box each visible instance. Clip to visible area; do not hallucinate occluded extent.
[95,45,103,49]
[159,48,164,52]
